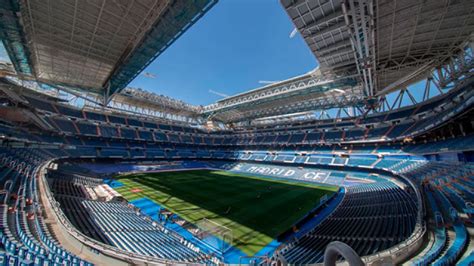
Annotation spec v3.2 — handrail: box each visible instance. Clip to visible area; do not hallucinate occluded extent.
[359,170,426,264]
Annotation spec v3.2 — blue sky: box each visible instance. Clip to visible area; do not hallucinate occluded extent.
[0,44,9,62]
[128,0,318,106]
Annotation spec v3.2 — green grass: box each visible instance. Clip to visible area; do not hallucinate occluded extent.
[114,170,338,255]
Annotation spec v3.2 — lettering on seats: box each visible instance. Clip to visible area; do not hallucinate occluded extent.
[242,165,329,180]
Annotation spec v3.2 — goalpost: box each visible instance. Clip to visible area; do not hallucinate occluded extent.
[196,218,233,254]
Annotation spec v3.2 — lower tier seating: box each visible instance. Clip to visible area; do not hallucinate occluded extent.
[277,181,418,264]
[82,200,210,263]
[402,162,473,265]
[0,147,92,265]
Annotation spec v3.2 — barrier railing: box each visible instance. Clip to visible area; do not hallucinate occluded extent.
[360,171,426,264]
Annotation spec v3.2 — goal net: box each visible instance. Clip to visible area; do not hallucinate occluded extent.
[195,218,233,254]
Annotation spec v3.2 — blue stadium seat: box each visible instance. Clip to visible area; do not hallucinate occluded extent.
[100,126,119,138]
[138,130,153,141]
[84,111,106,122]
[121,127,137,139]
[76,123,98,136]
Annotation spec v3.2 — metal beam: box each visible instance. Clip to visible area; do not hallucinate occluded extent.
[0,0,35,77]
[302,9,345,33]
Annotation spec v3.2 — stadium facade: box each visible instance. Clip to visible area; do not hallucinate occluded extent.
[0,0,473,265]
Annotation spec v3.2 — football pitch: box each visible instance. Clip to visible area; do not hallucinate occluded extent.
[114,170,338,255]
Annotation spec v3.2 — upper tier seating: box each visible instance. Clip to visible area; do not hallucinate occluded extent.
[16,81,472,148]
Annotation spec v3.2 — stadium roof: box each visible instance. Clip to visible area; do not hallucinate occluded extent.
[201,69,364,122]
[0,0,472,125]
[0,0,217,102]
[281,0,474,96]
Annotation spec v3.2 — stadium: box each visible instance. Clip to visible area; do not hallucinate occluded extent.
[0,0,473,265]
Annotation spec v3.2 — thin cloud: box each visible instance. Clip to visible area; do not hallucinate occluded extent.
[289,27,298,38]
[258,80,279,84]
[209,89,229,98]
[142,72,157,79]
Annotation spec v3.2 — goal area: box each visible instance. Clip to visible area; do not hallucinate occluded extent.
[196,218,233,254]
